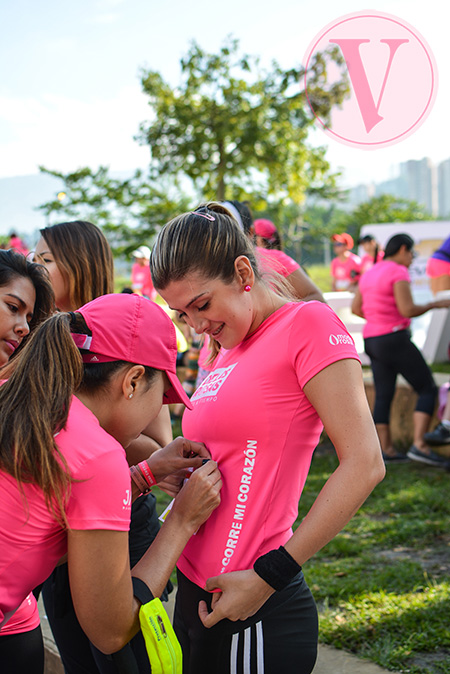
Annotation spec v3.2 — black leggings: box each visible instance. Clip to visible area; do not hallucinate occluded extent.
[364,330,437,424]
[0,625,44,674]
[174,568,318,674]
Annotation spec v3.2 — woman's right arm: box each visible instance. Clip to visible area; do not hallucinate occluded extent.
[394,280,450,317]
[286,267,325,302]
[67,460,221,654]
[351,287,364,318]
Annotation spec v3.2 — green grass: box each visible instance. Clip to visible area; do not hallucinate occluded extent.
[305,264,333,293]
[297,448,450,673]
[155,432,450,672]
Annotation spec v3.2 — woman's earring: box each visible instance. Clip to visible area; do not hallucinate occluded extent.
[128,393,133,399]
[244,285,251,292]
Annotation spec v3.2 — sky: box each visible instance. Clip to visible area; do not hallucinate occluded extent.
[0,0,448,193]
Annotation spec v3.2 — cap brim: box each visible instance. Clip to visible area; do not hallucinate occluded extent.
[163,371,193,410]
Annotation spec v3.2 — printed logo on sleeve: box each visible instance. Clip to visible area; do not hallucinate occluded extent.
[122,489,132,509]
[329,334,354,346]
[191,363,237,402]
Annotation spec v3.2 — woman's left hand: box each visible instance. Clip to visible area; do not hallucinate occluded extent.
[147,436,211,484]
[198,570,274,628]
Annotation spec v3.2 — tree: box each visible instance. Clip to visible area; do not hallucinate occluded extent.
[38,166,190,256]
[39,37,349,252]
[137,37,349,204]
[344,194,432,242]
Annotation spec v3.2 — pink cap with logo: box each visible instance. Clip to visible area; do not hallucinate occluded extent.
[73,293,192,409]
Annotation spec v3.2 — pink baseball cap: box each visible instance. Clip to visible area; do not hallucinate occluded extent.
[253,218,277,240]
[73,293,192,409]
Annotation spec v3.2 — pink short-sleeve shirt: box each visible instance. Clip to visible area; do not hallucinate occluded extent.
[256,247,300,277]
[359,260,411,338]
[180,301,360,588]
[0,396,131,630]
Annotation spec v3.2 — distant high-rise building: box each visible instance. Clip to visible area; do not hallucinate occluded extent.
[398,158,438,216]
[437,158,450,217]
[374,176,403,199]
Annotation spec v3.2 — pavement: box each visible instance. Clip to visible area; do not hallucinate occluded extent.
[39,593,396,674]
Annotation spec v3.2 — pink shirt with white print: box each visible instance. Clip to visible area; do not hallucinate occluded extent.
[179,301,360,588]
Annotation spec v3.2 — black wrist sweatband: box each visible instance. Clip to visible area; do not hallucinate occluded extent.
[253,546,302,591]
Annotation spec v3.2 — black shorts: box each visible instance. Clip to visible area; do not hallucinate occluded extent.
[174,568,318,674]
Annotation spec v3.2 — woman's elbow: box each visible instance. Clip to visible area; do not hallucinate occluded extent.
[91,632,133,656]
[369,452,386,487]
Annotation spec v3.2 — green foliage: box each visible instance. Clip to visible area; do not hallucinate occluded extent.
[137,37,349,204]
[299,450,450,672]
[344,194,432,242]
[37,166,191,256]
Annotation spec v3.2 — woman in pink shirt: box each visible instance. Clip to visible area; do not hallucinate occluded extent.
[352,233,450,466]
[330,232,361,291]
[150,202,385,674]
[0,293,222,674]
[358,234,385,275]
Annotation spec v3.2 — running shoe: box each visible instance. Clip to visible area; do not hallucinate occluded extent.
[407,445,449,467]
[382,452,409,463]
[423,422,450,446]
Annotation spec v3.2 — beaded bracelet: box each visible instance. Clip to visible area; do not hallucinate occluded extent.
[130,465,151,495]
[253,546,302,591]
[138,460,157,489]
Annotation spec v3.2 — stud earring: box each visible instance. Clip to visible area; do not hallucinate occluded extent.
[128,393,133,399]
[244,285,251,292]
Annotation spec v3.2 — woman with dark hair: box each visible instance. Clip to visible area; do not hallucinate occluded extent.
[358,234,384,274]
[0,248,54,361]
[352,233,450,465]
[150,202,384,674]
[0,293,222,674]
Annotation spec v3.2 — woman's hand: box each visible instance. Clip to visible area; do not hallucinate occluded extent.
[169,460,222,535]
[198,570,274,628]
[155,470,186,497]
[147,436,211,484]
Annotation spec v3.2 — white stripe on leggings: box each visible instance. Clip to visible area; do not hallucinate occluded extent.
[230,621,264,673]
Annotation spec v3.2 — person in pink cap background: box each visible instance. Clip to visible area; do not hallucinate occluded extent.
[330,232,361,291]
[253,217,324,302]
[0,293,222,673]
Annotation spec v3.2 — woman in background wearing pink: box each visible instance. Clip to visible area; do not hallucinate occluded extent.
[352,233,450,466]
[253,217,324,302]
[358,234,384,275]
[330,232,361,291]
[150,202,384,674]
[131,245,156,300]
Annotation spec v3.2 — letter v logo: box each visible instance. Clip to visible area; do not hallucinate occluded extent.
[303,11,437,149]
[329,38,409,133]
